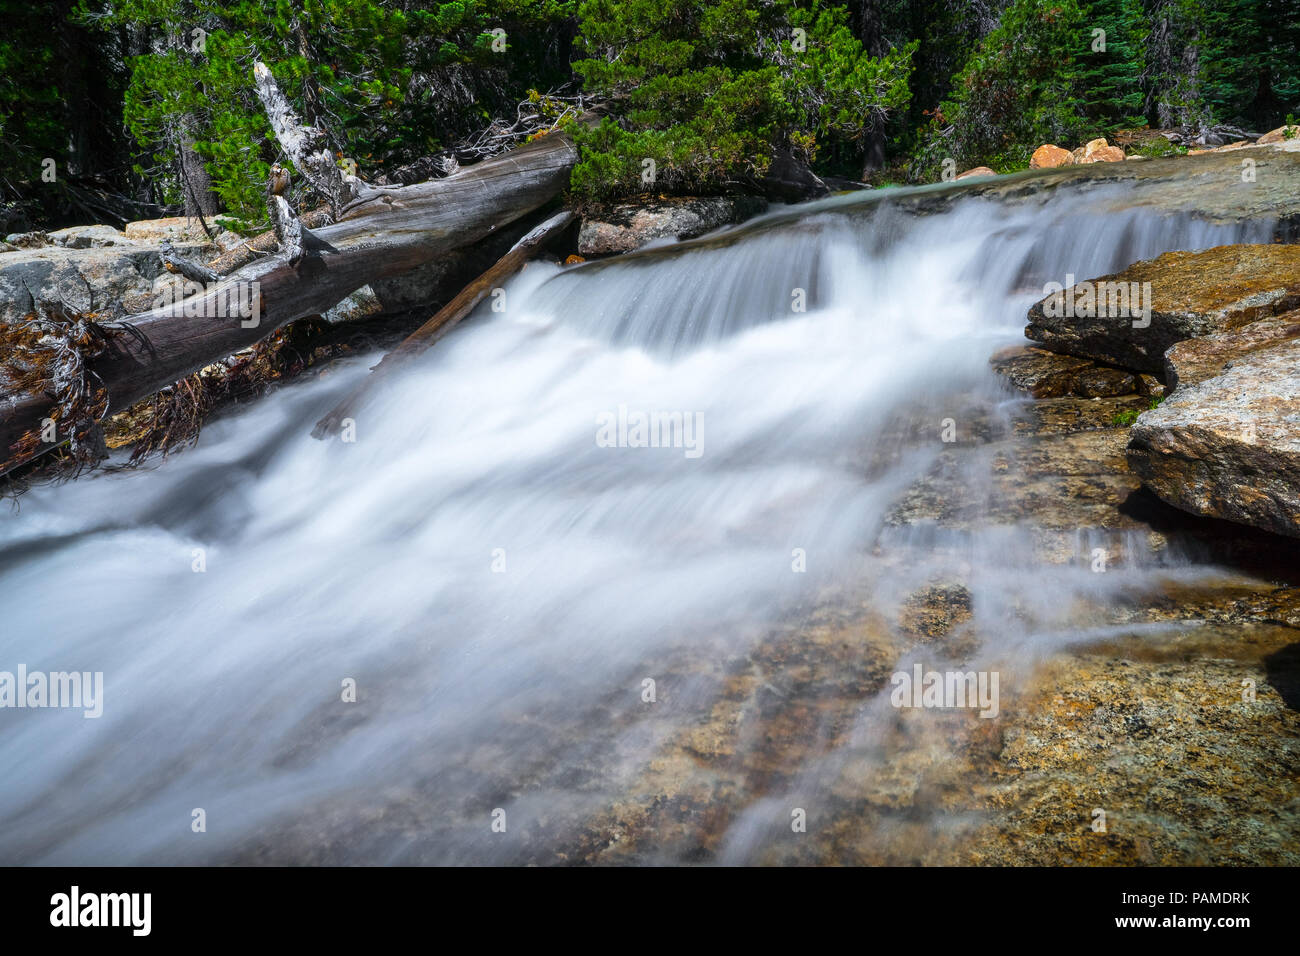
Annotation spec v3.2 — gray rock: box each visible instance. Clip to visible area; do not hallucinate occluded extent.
[1127,337,1300,538]
[0,240,214,323]
[4,232,51,249]
[579,196,767,256]
[323,285,385,324]
[47,224,134,249]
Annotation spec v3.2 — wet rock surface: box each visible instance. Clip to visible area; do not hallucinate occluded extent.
[1128,337,1300,539]
[216,384,1299,866]
[1026,244,1300,372]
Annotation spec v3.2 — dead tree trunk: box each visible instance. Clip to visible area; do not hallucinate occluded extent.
[312,210,575,438]
[1,130,578,476]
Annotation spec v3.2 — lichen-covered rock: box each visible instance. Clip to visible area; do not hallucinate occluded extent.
[0,240,214,324]
[578,196,768,256]
[1127,338,1300,538]
[46,224,133,248]
[1027,244,1300,372]
[990,346,1094,397]
[1163,309,1300,389]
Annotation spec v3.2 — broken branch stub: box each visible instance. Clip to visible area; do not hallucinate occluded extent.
[252,61,361,214]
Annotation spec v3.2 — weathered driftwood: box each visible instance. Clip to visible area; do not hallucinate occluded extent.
[0,129,580,476]
[252,61,361,215]
[160,239,221,285]
[312,209,575,438]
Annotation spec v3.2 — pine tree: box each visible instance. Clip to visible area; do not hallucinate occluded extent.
[914,0,1089,176]
[1076,0,1147,132]
[570,0,916,203]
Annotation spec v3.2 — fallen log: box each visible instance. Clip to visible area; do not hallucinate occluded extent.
[0,129,579,476]
[312,209,575,438]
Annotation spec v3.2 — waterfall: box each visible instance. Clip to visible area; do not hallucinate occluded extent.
[0,182,1272,864]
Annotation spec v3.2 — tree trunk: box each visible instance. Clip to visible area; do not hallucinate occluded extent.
[0,131,579,476]
[312,210,575,438]
[179,126,220,219]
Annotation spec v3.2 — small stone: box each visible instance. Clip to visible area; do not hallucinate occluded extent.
[1030,145,1073,169]
[1136,374,1166,398]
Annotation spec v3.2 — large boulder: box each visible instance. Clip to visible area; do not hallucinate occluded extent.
[578,196,768,256]
[0,239,215,324]
[1026,244,1300,373]
[1127,333,1300,538]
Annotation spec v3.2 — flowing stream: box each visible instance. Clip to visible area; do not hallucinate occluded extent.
[0,181,1273,864]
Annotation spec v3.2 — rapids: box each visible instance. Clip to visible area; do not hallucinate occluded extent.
[0,182,1273,863]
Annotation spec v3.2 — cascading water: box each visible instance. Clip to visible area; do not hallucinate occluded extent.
[0,181,1274,864]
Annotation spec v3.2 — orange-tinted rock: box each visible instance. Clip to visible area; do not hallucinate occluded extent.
[1083,137,1112,158]
[956,166,997,180]
[1076,138,1126,163]
[1257,125,1300,145]
[1087,145,1126,163]
[1030,144,1073,169]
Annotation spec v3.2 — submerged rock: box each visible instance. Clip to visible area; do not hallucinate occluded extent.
[1127,336,1300,538]
[1026,244,1300,373]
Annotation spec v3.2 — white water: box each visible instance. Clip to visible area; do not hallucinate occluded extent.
[0,183,1271,864]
